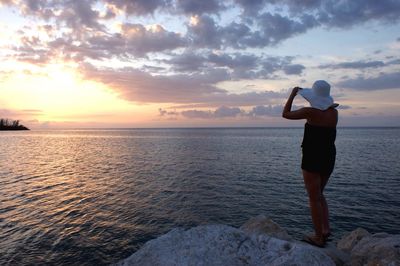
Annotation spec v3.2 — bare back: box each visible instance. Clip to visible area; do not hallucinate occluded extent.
[307,107,338,128]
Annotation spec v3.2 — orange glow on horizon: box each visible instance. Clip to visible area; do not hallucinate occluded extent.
[0,62,153,125]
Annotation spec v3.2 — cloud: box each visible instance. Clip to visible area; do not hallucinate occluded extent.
[187,15,222,48]
[164,51,305,79]
[260,57,305,77]
[176,0,225,15]
[387,59,400,65]
[255,13,319,46]
[337,72,400,90]
[337,105,352,110]
[164,51,207,72]
[81,63,229,103]
[6,0,400,65]
[214,106,243,118]
[81,63,288,106]
[181,109,212,119]
[102,0,170,16]
[115,23,187,57]
[248,105,283,117]
[158,108,179,116]
[187,13,318,49]
[283,64,306,75]
[163,104,305,119]
[321,60,385,69]
[0,108,42,118]
[181,106,243,119]
[317,0,400,28]
[247,104,303,117]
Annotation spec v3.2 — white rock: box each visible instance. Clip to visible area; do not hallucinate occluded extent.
[240,214,292,241]
[337,228,370,253]
[350,233,400,266]
[317,242,350,266]
[117,224,335,266]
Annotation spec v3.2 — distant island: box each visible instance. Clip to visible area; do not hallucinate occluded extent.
[0,119,29,130]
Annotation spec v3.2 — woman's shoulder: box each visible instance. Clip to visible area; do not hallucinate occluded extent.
[306,108,338,127]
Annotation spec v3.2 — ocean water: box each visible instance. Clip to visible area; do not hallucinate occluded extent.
[1,127,399,265]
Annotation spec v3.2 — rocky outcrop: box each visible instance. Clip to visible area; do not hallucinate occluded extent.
[240,214,292,241]
[337,228,371,253]
[338,229,400,266]
[116,216,399,266]
[117,220,335,265]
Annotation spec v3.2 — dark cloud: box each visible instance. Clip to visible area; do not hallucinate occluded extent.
[164,104,299,119]
[103,0,170,15]
[59,1,102,30]
[181,106,243,119]
[255,13,319,46]
[164,51,304,79]
[283,64,306,75]
[260,56,305,77]
[176,0,225,15]
[214,106,243,118]
[165,52,207,72]
[181,109,212,119]
[248,105,283,117]
[187,12,318,49]
[337,72,400,90]
[233,0,267,14]
[242,1,400,27]
[187,15,221,48]
[230,0,400,47]
[318,0,400,27]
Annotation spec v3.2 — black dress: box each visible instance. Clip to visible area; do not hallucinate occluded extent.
[301,123,336,175]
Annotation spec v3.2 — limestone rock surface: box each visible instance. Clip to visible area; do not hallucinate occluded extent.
[350,233,400,266]
[240,214,292,241]
[337,228,371,253]
[117,224,335,266]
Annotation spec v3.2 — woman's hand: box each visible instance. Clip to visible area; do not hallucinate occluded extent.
[291,86,301,95]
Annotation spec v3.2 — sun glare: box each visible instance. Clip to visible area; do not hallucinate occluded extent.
[2,63,141,123]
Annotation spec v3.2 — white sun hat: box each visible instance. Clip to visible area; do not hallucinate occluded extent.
[299,80,336,110]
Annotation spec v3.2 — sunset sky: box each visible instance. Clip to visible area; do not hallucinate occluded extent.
[1,0,400,128]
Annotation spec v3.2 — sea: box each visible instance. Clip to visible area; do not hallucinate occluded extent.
[1,127,399,265]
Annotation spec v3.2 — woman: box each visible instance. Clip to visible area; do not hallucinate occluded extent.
[282,80,338,248]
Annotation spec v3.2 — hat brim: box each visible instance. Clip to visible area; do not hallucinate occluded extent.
[299,88,334,110]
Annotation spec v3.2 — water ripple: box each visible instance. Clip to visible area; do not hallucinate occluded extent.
[0,128,399,265]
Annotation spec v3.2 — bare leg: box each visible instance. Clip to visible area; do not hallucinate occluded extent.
[302,170,325,244]
[320,174,331,237]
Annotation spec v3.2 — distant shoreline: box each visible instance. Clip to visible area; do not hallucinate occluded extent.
[0,126,30,131]
[0,119,30,131]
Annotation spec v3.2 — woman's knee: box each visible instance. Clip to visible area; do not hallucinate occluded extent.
[307,190,323,202]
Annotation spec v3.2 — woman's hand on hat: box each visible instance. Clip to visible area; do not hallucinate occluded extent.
[292,87,301,95]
